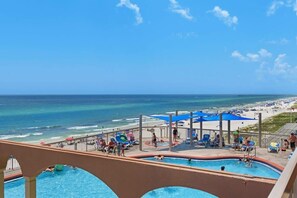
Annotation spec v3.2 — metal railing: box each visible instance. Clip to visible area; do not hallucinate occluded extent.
[268,150,297,198]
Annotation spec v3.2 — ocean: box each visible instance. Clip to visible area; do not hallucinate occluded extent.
[0,95,292,143]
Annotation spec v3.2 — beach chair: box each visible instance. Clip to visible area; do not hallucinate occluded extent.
[268,142,280,153]
[198,134,210,146]
[241,141,255,151]
[185,130,198,144]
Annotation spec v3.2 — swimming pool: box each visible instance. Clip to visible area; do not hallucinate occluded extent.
[144,157,281,179]
[4,157,280,197]
[5,166,217,198]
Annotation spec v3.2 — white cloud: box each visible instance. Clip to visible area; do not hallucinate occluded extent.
[231,51,246,61]
[258,49,272,58]
[267,1,285,16]
[267,0,297,16]
[169,0,193,20]
[269,54,297,77]
[231,49,272,62]
[246,53,260,62]
[267,38,289,45]
[117,0,143,25]
[211,6,238,26]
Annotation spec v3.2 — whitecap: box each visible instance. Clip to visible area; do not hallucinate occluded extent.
[50,136,62,140]
[126,118,139,121]
[0,133,31,140]
[67,125,98,130]
[112,119,123,122]
[32,132,43,136]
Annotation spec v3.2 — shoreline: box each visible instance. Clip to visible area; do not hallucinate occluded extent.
[1,96,297,144]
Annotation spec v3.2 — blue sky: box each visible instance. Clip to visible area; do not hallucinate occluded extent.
[0,0,296,94]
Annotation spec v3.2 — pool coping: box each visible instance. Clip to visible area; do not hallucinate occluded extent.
[129,153,284,172]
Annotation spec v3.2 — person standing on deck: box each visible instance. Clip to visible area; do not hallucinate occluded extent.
[173,127,178,142]
[152,133,157,148]
[288,133,296,151]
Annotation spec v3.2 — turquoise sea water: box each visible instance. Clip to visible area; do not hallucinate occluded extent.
[0,95,291,142]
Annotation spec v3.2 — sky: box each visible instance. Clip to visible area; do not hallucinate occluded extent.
[0,0,297,95]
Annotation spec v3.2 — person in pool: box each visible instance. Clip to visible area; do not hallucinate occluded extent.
[154,155,164,160]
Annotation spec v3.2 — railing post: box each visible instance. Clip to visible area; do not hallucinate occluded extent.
[139,115,143,151]
[169,114,172,151]
[85,135,88,151]
[25,176,36,198]
[190,112,193,145]
[175,110,178,131]
[200,117,203,140]
[0,169,4,198]
[219,113,223,148]
[258,113,262,148]
[228,120,231,144]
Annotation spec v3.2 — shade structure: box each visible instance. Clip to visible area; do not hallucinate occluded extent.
[151,111,210,122]
[193,117,211,123]
[204,113,256,121]
[150,114,193,122]
[192,111,212,117]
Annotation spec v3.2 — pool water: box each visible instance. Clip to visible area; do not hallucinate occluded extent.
[145,157,281,179]
[5,166,117,198]
[4,158,280,197]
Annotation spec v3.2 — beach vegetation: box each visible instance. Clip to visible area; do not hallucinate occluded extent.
[292,103,297,109]
[242,112,297,133]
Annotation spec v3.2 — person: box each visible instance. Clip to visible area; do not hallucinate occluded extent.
[282,139,289,151]
[243,136,251,146]
[188,158,192,162]
[154,155,164,160]
[107,140,116,154]
[233,131,240,150]
[152,133,157,148]
[288,133,296,151]
[45,165,55,172]
[173,127,178,142]
[116,142,121,156]
[121,143,125,157]
[220,166,225,171]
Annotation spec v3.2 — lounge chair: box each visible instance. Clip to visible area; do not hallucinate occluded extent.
[241,141,255,151]
[185,130,198,144]
[198,134,210,146]
[268,142,280,153]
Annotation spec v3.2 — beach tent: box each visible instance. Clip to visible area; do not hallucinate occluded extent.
[204,113,256,146]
